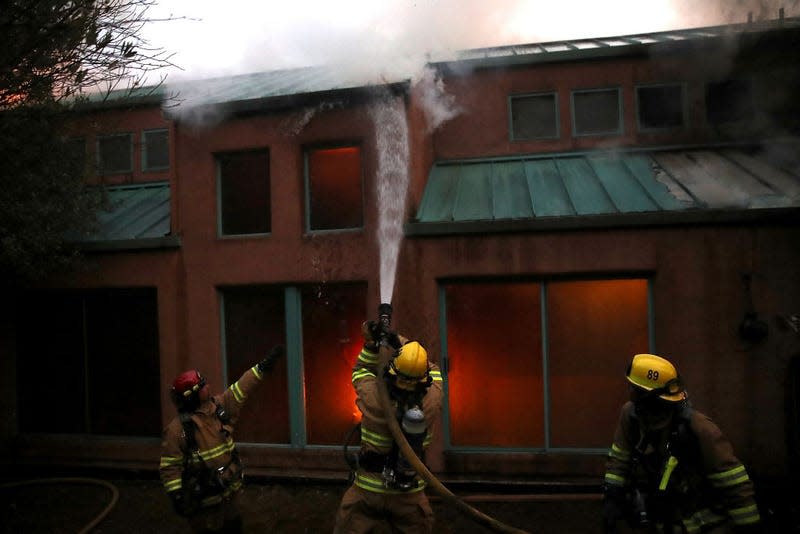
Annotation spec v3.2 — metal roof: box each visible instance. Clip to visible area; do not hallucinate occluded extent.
[76,17,800,114]
[433,16,800,70]
[407,143,800,236]
[77,181,180,251]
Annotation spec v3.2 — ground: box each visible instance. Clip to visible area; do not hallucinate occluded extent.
[1,473,798,533]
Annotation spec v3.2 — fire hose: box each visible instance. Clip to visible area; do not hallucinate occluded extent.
[375,344,531,534]
[0,477,119,533]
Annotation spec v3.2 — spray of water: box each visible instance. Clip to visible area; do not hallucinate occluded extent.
[369,94,410,305]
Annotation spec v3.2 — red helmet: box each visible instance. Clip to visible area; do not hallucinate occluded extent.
[171,370,206,401]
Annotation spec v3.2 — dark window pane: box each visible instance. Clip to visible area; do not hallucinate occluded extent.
[85,289,161,436]
[446,282,543,447]
[573,89,621,135]
[637,85,684,130]
[98,134,132,174]
[547,279,648,448]
[16,293,86,433]
[308,146,362,231]
[302,283,367,445]
[511,93,558,139]
[218,150,270,235]
[706,79,754,125]
[143,129,169,171]
[222,287,289,443]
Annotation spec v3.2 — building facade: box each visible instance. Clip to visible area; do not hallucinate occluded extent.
[3,18,800,485]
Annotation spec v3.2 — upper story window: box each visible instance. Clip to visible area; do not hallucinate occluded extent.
[706,79,754,125]
[142,129,169,172]
[97,133,132,175]
[510,92,559,140]
[636,83,685,131]
[571,87,622,137]
[217,149,271,236]
[305,145,363,232]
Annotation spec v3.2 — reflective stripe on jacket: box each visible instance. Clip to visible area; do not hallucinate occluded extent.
[604,401,761,529]
[159,365,264,500]
[350,346,443,493]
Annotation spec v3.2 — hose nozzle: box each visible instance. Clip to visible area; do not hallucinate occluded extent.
[378,303,392,330]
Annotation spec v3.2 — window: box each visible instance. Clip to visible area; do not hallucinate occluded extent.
[510,92,559,140]
[706,79,754,125]
[97,133,133,175]
[636,84,685,131]
[142,129,169,171]
[306,145,363,232]
[220,282,366,446]
[217,149,270,236]
[16,289,161,436]
[443,278,649,450]
[572,88,622,136]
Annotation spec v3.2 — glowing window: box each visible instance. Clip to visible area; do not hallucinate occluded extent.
[217,149,271,236]
[444,278,649,450]
[306,145,363,232]
[301,283,367,445]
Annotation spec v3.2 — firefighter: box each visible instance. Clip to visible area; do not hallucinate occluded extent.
[159,344,284,533]
[603,353,762,533]
[333,322,444,534]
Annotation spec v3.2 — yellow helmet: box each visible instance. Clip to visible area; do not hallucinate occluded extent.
[626,353,686,402]
[389,341,429,387]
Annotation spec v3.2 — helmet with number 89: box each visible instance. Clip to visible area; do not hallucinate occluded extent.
[626,353,686,402]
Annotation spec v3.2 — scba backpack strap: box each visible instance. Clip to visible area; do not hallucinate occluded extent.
[177,413,215,516]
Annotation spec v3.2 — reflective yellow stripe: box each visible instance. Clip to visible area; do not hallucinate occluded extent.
[423,431,433,447]
[608,443,630,461]
[658,456,679,491]
[197,439,236,462]
[604,472,626,486]
[159,455,183,468]
[164,478,182,492]
[729,503,760,525]
[358,350,379,365]
[708,464,750,488]
[252,365,263,380]
[682,507,726,532]
[352,368,375,383]
[361,427,392,448]
[355,471,425,494]
[430,370,443,382]
[231,381,246,403]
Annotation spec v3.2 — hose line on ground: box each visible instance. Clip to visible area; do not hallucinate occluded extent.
[376,345,532,534]
[0,477,119,534]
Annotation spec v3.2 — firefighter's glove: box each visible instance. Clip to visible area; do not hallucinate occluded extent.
[362,321,380,351]
[602,485,626,533]
[258,344,285,374]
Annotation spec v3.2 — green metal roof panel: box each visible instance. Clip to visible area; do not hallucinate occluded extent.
[77,182,175,247]
[412,144,800,234]
[524,159,575,217]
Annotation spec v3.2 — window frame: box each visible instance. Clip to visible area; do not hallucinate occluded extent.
[571,87,624,137]
[141,128,170,172]
[96,132,133,175]
[508,91,560,141]
[635,82,687,132]
[216,148,272,238]
[303,142,365,235]
[439,276,654,454]
[219,282,368,448]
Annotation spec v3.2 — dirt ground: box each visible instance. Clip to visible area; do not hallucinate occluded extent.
[1,472,798,533]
